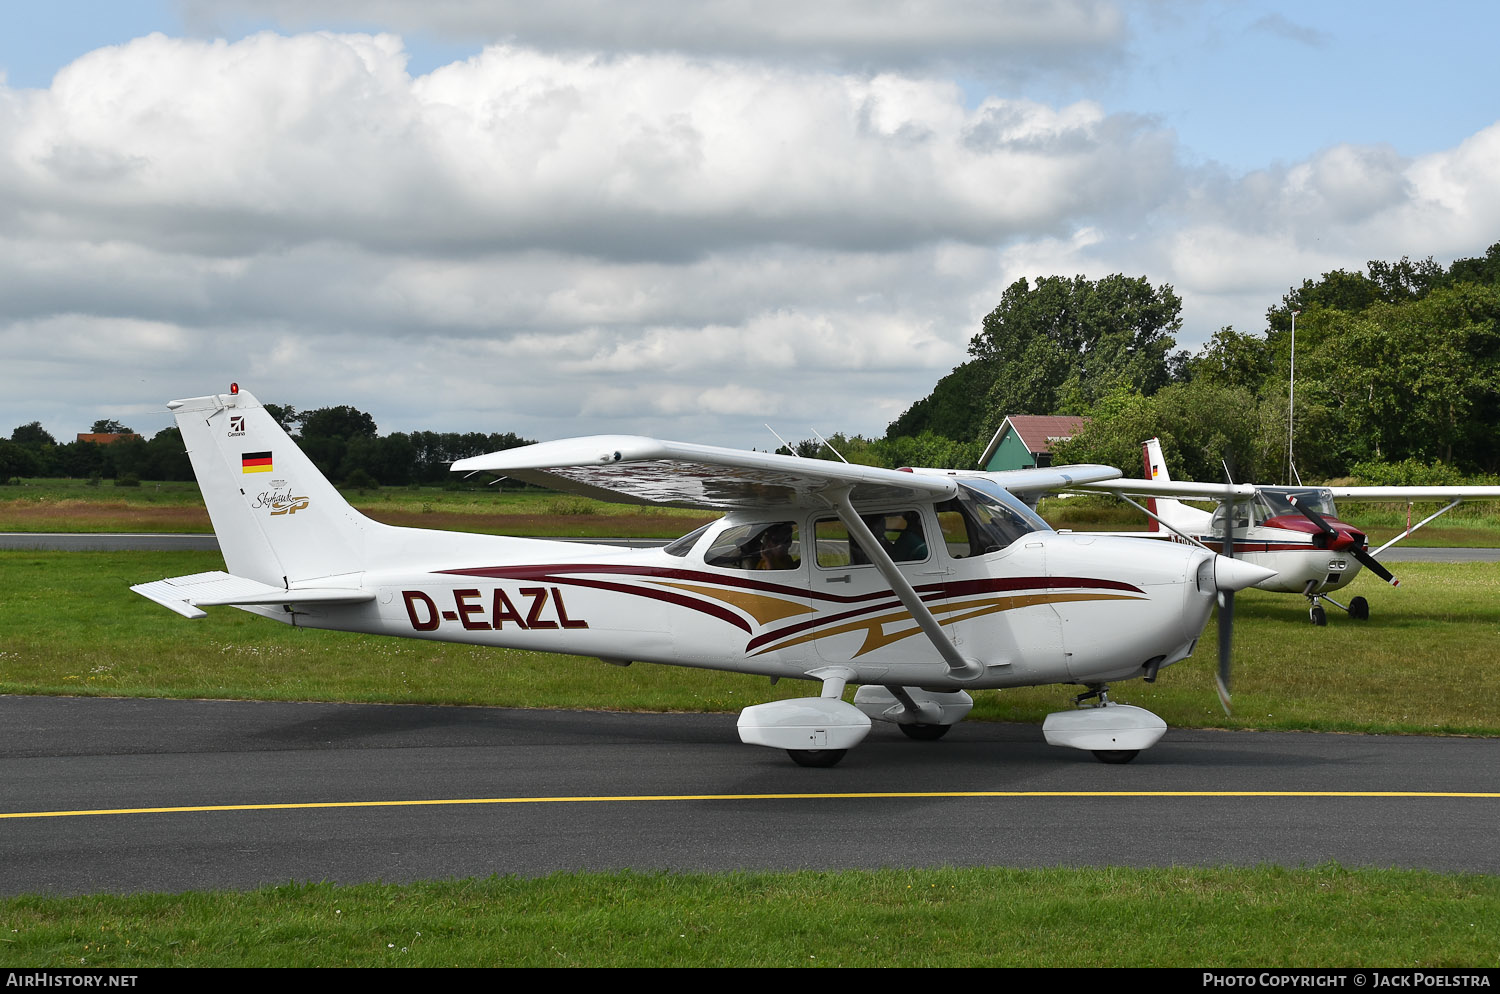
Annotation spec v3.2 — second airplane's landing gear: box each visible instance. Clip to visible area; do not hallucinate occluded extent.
[1302,581,1370,625]
[898,723,952,741]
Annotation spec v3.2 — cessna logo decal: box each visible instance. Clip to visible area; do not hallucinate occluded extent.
[228,415,246,437]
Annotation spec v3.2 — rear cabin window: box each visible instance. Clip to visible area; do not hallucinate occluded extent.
[813,511,928,568]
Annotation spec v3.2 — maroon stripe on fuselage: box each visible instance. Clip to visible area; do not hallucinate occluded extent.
[434,564,1147,644]
[438,564,1142,600]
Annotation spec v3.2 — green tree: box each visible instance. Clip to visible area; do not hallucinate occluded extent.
[885,358,999,441]
[1297,283,1500,471]
[1447,241,1500,286]
[969,274,1181,439]
[0,440,40,479]
[298,406,377,440]
[1053,381,1285,485]
[11,422,56,447]
[263,404,298,433]
[1179,327,1273,392]
[90,419,133,434]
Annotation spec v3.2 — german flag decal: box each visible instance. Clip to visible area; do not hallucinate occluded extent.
[241,451,273,474]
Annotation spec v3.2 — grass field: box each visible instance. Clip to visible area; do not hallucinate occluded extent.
[4,511,1499,967]
[2,551,1497,734]
[3,866,1496,967]
[0,480,714,538]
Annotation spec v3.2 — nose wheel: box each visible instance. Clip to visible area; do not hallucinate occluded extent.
[1303,583,1369,625]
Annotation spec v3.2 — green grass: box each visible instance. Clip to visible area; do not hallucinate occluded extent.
[0,481,714,538]
[3,551,1498,736]
[2,866,1497,967]
[5,550,1500,968]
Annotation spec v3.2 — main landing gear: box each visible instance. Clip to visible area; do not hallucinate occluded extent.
[1041,685,1166,764]
[1302,581,1370,625]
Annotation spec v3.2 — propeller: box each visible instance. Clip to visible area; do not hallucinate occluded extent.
[1288,496,1400,587]
[1215,489,1237,715]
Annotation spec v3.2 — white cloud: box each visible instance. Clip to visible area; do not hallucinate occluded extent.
[3,20,1500,449]
[3,33,1176,260]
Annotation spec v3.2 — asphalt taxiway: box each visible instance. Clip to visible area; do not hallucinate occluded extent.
[3,695,1496,896]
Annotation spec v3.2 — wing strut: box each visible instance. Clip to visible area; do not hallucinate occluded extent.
[1369,498,1463,556]
[830,489,985,682]
[1108,492,1213,552]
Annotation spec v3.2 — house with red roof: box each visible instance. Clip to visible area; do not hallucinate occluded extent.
[978,415,1087,471]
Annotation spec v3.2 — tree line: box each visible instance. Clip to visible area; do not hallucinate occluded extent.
[876,242,1500,485]
[1,407,534,488]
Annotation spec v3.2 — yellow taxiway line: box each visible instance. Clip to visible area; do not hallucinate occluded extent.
[4,790,1500,820]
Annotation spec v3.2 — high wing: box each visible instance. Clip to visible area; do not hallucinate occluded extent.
[1068,478,1500,503]
[900,464,1124,495]
[1323,485,1500,500]
[450,435,963,511]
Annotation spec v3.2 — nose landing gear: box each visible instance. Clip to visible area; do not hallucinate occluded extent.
[1302,581,1370,625]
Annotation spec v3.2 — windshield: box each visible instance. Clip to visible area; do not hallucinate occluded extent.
[662,522,713,557]
[951,480,1050,554]
[1258,488,1338,520]
[1210,487,1338,534]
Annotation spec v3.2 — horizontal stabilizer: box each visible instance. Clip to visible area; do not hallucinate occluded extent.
[130,570,373,620]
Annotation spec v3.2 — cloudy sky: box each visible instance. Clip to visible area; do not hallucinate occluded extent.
[4,1,1499,449]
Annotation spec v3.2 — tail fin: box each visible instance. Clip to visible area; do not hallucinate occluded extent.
[1138,436,1208,535]
[1143,437,1171,483]
[1141,438,1165,532]
[169,385,370,587]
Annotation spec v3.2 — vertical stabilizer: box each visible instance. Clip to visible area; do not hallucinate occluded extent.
[168,386,369,587]
[1140,436,1205,535]
[1141,438,1164,531]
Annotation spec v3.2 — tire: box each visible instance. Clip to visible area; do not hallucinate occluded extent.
[1349,596,1369,621]
[899,723,952,741]
[787,749,847,768]
[1092,750,1139,764]
[1311,605,1327,626]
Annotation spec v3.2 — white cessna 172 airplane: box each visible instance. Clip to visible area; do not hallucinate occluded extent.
[132,386,1275,767]
[1071,438,1500,626]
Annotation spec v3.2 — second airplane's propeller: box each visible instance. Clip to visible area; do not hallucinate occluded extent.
[1288,495,1400,587]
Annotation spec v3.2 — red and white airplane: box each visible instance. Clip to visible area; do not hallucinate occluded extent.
[133,386,1274,766]
[1071,438,1500,625]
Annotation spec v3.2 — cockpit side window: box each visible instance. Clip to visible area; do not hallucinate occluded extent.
[704,521,802,571]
